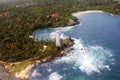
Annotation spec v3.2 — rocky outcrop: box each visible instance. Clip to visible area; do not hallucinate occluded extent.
[42,55,53,62]
[67,19,79,26]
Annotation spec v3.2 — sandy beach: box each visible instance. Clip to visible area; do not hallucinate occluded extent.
[72,10,104,17]
[14,10,105,80]
[0,10,108,80]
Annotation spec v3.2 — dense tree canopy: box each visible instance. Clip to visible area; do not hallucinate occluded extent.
[0,0,119,61]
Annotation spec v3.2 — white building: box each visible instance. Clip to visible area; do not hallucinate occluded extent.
[55,31,61,47]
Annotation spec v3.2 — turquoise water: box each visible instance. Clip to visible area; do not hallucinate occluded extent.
[31,12,120,80]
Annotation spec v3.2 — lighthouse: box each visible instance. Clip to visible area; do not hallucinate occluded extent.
[55,31,61,47]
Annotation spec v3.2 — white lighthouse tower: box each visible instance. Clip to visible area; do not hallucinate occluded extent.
[55,31,61,47]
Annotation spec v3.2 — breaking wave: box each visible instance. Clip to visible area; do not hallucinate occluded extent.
[30,38,114,80]
[48,72,63,80]
[30,11,117,80]
[54,38,114,75]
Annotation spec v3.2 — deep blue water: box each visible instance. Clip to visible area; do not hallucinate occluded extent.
[31,12,120,80]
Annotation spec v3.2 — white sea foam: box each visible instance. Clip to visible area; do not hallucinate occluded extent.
[105,65,111,71]
[50,32,68,40]
[54,26,74,32]
[48,72,63,80]
[30,69,41,79]
[54,38,114,75]
[31,11,115,79]
[49,26,74,40]
[47,68,52,73]
[50,11,115,74]
[31,38,114,79]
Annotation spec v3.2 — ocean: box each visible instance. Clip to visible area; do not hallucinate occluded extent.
[31,11,120,80]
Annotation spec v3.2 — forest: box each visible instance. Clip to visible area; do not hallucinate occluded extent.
[0,0,120,62]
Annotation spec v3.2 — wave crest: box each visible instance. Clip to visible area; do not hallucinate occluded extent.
[55,39,114,75]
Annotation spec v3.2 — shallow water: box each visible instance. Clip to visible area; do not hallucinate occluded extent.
[31,12,120,80]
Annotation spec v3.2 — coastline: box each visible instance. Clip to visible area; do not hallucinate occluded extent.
[72,10,104,17]
[71,10,119,17]
[0,39,74,80]
[0,10,113,80]
[27,10,104,80]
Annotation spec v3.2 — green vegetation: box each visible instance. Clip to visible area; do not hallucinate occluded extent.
[7,38,73,72]
[12,60,31,72]
[0,0,120,62]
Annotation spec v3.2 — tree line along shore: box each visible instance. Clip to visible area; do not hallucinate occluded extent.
[0,0,120,75]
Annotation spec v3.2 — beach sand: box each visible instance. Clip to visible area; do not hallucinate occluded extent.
[72,10,104,17]
[0,10,106,80]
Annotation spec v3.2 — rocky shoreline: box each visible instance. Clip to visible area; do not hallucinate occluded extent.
[0,39,74,80]
[15,46,74,80]
[0,10,105,80]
